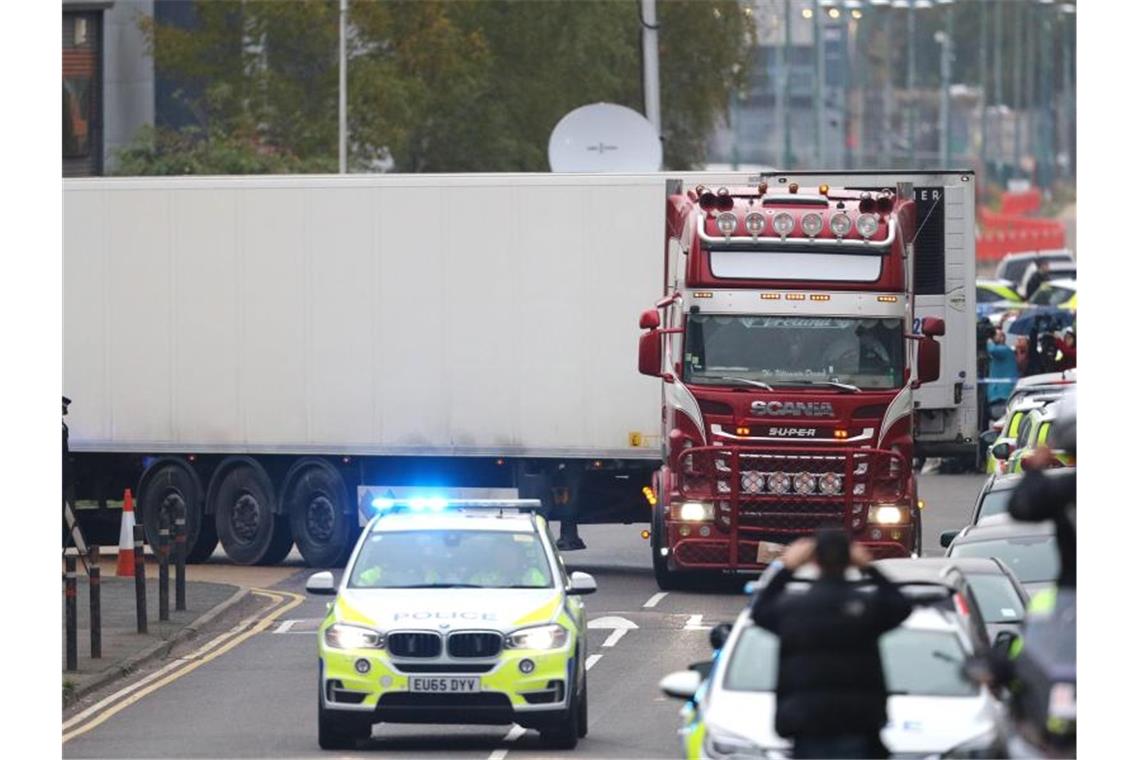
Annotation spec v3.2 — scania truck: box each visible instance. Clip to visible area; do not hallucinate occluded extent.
[637,171,976,589]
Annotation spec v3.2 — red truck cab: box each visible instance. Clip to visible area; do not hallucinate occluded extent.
[639,179,943,589]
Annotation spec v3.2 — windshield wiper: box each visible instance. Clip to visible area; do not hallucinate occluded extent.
[771,379,861,393]
[693,375,774,390]
[397,583,484,589]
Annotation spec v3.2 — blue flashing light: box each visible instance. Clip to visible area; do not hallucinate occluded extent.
[371,497,395,511]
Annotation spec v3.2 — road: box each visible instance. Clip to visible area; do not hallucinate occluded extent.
[63,471,985,759]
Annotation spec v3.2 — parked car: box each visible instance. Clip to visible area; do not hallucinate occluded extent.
[995,250,1074,291]
[941,516,1059,596]
[968,470,1074,527]
[1027,278,1077,311]
[660,596,1007,758]
[977,278,1025,321]
[875,557,1030,643]
[986,397,1052,475]
[1005,402,1074,474]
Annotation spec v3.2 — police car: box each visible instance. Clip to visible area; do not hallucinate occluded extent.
[306,498,595,750]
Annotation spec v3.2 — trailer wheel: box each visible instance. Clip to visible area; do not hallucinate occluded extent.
[285,460,355,568]
[139,461,208,563]
[213,463,292,566]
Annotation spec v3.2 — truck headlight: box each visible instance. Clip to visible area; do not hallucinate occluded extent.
[324,623,385,650]
[505,624,568,651]
[676,501,714,522]
[868,505,908,525]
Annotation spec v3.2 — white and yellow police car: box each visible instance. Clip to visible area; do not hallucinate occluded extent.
[307,498,595,750]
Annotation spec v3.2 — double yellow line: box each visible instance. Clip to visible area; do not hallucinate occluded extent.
[63,588,305,744]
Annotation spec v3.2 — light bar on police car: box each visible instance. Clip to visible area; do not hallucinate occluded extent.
[369,497,543,513]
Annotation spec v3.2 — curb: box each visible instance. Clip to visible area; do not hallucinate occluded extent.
[64,586,251,706]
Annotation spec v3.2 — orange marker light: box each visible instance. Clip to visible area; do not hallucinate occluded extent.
[761,293,781,300]
[877,295,899,303]
[810,294,830,301]
[693,291,713,298]
[641,529,651,540]
[786,293,806,301]
[818,184,830,195]
[789,182,799,194]
[736,427,751,436]
[834,429,848,439]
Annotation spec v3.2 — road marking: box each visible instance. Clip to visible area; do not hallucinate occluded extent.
[643,592,668,608]
[487,723,526,760]
[273,619,298,634]
[683,613,711,631]
[63,588,305,744]
[585,654,602,671]
[602,628,628,648]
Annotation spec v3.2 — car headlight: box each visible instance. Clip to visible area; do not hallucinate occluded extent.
[676,500,715,522]
[868,505,908,525]
[704,725,783,759]
[324,623,385,650]
[505,623,568,651]
[941,726,1000,758]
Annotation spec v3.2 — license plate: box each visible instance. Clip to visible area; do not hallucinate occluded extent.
[755,541,785,564]
[407,676,481,693]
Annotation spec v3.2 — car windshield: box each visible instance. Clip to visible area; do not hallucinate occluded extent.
[1030,286,1075,306]
[950,536,1059,584]
[978,488,1013,521]
[724,626,977,697]
[961,572,1025,623]
[348,530,553,589]
[683,315,904,390]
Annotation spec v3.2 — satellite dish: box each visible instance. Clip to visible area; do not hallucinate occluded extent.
[548,102,662,172]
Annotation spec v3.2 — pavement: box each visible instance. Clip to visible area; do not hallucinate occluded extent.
[61,471,986,758]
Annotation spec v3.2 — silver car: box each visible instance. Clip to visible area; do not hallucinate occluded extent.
[661,603,1006,759]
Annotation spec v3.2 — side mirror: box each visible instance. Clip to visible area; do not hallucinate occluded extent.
[709,622,733,651]
[638,331,663,377]
[993,630,1020,659]
[659,669,702,701]
[921,316,946,337]
[639,308,661,330]
[991,442,1012,460]
[306,571,337,595]
[962,655,994,687]
[916,336,941,385]
[939,530,959,548]
[567,571,597,595]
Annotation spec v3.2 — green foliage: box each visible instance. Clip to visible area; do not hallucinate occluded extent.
[119,0,754,174]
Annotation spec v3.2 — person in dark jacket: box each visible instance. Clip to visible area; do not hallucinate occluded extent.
[750,529,913,759]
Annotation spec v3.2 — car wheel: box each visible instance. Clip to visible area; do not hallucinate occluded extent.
[538,677,580,749]
[576,668,588,738]
[317,664,370,750]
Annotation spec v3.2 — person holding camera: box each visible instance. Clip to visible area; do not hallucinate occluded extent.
[985,328,1019,423]
[750,528,913,759]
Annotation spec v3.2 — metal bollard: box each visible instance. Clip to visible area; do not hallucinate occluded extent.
[88,544,102,659]
[133,524,148,634]
[65,551,78,671]
[174,512,187,612]
[158,518,170,622]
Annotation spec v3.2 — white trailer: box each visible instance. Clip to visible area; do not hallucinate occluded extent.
[64,174,668,565]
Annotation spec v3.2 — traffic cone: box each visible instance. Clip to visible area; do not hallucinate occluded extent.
[116,488,137,577]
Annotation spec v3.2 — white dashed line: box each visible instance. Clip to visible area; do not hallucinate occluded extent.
[487,724,527,760]
[272,619,298,634]
[585,654,603,671]
[602,628,628,648]
[643,592,668,608]
[683,614,711,631]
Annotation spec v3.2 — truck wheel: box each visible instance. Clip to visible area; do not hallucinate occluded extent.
[285,460,354,568]
[213,463,292,566]
[538,675,580,749]
[186,518,219,563]
[139,461,208,563]
[651,507,681,591]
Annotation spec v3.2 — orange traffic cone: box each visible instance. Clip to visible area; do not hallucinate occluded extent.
[116,489,137,577]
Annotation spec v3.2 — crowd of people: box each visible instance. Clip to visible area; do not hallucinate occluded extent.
[981,319,1075,424]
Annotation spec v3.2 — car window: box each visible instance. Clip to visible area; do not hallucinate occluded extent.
[950,536,1059,584]
[977,488,1013,521]
[962,572,1025,623]
[1006,411,1025,438]
[725,626,978,698]
[1015,415,1036,449]
[1036,421,1051,447]
[349,529,553,589]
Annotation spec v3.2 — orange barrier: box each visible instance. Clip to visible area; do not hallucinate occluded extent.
[976,187,1065,261]
[999,189,1042,216]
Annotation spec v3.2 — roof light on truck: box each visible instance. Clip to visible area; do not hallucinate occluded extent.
[744,211,765,237]
[829,212,852,238]
[716,212,737,238]
[856,213,880,239]
[800,212,823,237]
[772,212,795,238]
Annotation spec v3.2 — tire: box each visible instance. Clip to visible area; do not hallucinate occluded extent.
[285,460,355,568]
[213,462,292,566]
[539,675,580,749]
[186,518,219,563]
[318,665,370,750]
[138,461,206,563]
[576,668,588,738]
[651,507,681,591]
[913,509,924,558]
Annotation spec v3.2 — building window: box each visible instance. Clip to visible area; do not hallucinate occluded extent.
[63,10,102,175]
[63,77,93,158]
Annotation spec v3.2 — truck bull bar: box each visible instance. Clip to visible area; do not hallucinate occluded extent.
[670,444,911,569]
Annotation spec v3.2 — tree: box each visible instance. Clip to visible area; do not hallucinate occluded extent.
[118,0,753,174]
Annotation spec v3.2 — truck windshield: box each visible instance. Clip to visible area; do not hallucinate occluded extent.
[683,315,905,390]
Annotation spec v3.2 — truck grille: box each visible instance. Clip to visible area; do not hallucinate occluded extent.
[447,632,502,658]
[387,631,443,658]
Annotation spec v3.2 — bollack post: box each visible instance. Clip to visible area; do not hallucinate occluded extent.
[88,544,102,659]
[158,518,170,622]
[65,551,79,671]
[174,511,187,612]
[133,524,147,634]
